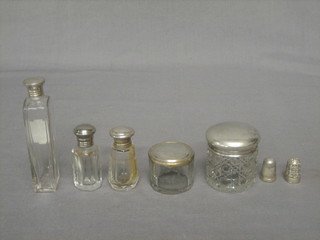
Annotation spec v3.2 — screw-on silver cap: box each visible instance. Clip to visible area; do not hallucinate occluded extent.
[23,77,45,97]
[109,126,134,149]
[73,124,96,148]
[260,158,276,183]
[284,158,301,184]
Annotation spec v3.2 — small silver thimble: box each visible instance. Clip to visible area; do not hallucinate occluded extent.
[260,158,276,183]
[284,158,301,184]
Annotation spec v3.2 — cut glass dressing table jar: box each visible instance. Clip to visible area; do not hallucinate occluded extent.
[206,122,260,193]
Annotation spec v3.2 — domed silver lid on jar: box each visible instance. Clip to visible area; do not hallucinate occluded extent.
[206,122,260,155]
[148,141,194,167]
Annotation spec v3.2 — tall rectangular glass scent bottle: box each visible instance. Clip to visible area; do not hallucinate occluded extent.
[23,77,59,192]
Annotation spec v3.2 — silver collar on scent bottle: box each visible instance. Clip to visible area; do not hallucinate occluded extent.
[74,124,96,148]
[23,77,45,97]
[109,126,134,149]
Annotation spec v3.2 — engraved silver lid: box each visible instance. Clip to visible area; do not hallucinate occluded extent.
[23,77,45,97]
[110,126,135,149]
[206,122,260,155]
[73,124,96,148]
[148,141,194,167]
[260,158,276,183]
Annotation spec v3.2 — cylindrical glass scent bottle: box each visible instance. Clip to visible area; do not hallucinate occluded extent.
[108,126,139,191]
[23,77,59,192]
[72,124,102,191]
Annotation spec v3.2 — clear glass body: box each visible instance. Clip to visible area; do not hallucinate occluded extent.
[149,161,194,194]
[206,148,257,193]
[108,145,139,191]
[23,95,59,192]
[72,145,102,191]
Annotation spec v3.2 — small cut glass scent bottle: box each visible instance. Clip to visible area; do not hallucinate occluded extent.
[206,122,260,193]
[72,124,102,191]
[148,141,195,194]
[108,126,139,191]
[23,77,59,192]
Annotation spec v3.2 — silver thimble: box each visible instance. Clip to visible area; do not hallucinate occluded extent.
[284,158,301,184]
[260,158,276,183]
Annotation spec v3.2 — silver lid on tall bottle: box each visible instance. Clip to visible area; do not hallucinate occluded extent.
[23,77,45,97]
